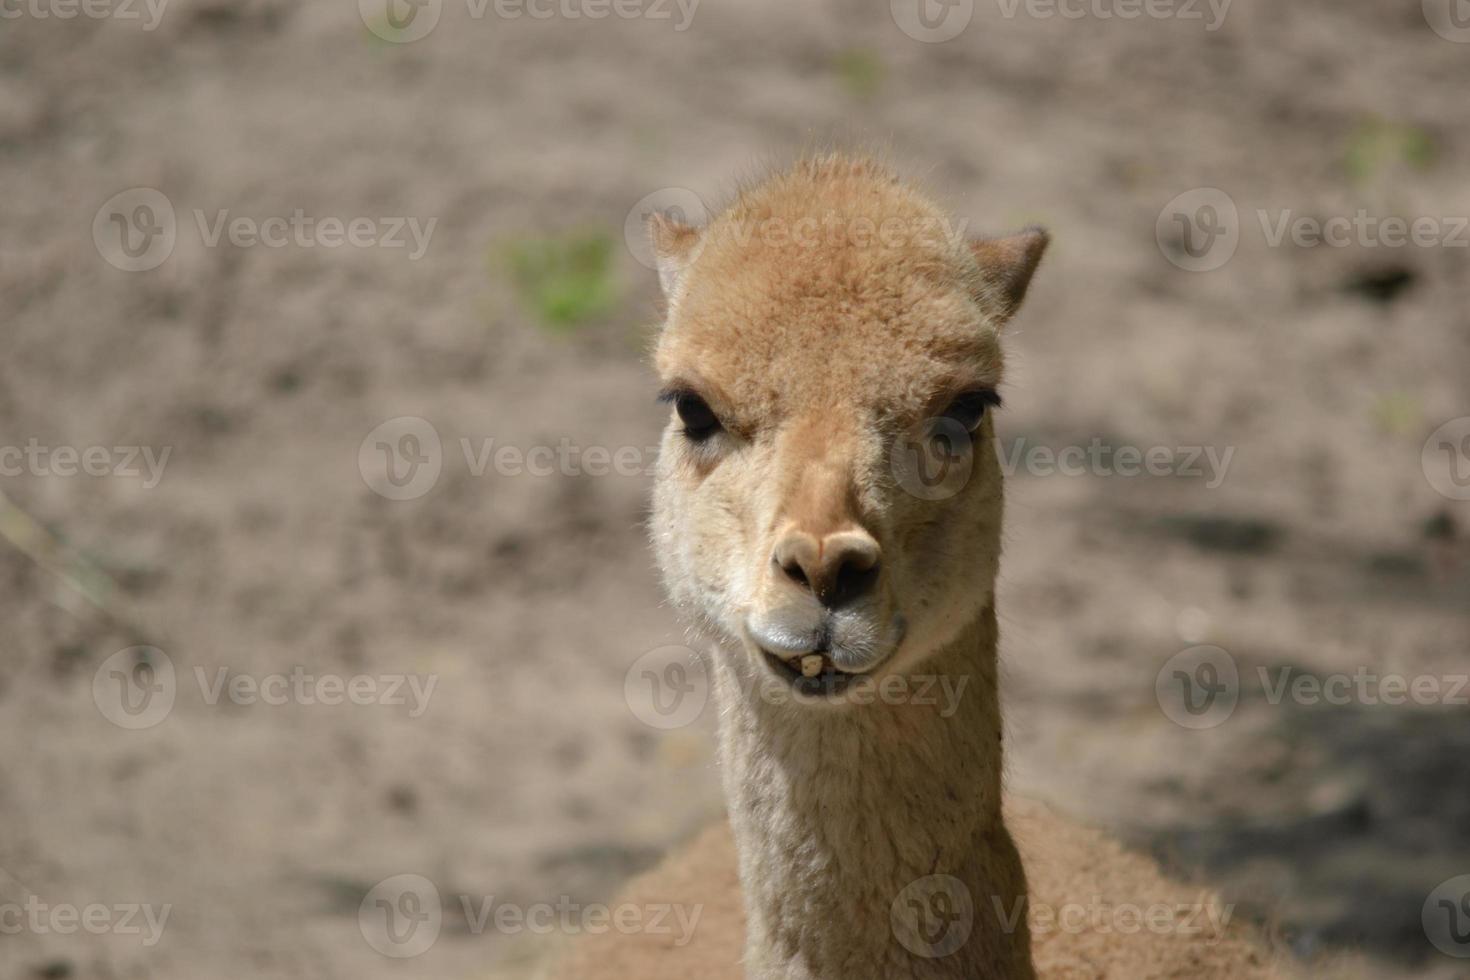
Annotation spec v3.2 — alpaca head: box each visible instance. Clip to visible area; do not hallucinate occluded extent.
[648,158,1047,706]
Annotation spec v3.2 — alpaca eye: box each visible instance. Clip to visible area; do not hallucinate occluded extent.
[675,393,721,441]
[941,389,1001,434]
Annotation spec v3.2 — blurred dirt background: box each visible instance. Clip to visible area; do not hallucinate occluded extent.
[1,0,1469,977]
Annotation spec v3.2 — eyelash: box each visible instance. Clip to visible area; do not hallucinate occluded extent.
[941,389,1002,431]
[660,389,723,442]
[655,388,999,444]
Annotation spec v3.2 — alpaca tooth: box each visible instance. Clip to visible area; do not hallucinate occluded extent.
[800,655,824,678]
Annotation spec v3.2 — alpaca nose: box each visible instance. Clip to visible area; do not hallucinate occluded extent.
[772,529,882,609]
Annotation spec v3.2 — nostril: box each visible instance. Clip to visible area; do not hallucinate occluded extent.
[772,532,880,606]
[830,556,880,608]
[775,554,809,588]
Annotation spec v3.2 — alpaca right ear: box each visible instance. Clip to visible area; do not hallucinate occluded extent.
[647,212,703,298]
[969,226,1049,323]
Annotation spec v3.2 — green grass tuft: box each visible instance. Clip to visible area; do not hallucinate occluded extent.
[1344,118,1437,185]
[502,231,618,331]
[833,48,884,100]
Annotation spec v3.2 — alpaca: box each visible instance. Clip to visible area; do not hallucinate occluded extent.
[553,157,1288,979]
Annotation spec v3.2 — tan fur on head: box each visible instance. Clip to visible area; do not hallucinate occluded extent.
[640,156,1052,979]
[648,155,1047,691]
[549,156,1314,980]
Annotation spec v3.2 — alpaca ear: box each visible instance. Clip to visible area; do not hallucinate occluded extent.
[969,227,1049,322]
[647,212,703,298]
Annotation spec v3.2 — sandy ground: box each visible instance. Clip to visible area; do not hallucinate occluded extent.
[1,0,1468,977]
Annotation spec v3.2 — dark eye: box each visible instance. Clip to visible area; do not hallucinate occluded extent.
[675,393,722,441]
[941,389,1001,433]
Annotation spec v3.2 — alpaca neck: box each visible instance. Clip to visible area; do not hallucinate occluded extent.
[713,603,1034,980]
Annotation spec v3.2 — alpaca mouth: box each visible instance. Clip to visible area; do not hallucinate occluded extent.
[758,648,866,696]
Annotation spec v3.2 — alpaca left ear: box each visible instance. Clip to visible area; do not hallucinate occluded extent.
[969,227,1049,322]
[647,212,703,299]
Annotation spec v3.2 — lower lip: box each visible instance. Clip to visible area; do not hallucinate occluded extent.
[759,649,866,696]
